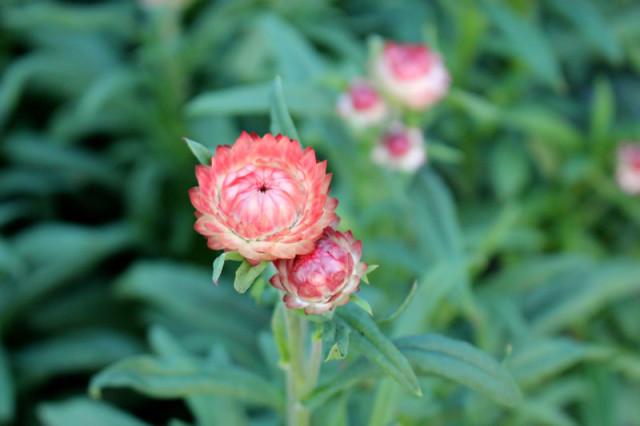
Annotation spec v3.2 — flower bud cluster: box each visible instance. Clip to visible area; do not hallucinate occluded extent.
[336,41,451,173]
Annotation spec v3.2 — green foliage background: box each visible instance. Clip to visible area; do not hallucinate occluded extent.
[1,0,640,424]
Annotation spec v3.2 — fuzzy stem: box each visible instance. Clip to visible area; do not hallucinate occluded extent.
[284,308,310,426]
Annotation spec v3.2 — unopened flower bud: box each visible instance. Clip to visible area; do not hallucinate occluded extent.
[371,124,426,172]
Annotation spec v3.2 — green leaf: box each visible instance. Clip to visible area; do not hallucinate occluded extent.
[531,260,640,333]
[395,334,522,406]
[89,355,284,410]
[234,261,268,294]
[15,329,143,387]
[482,1,563,88]
[507,338,611,387]
[349,294,373,316]
[269,76,300,142]
[589,76,615,150]
[0,341,15,423]
[322,320,350,362]
[183,138,212,165]
[38,398,149,426]
[186,83,333,118]
[211,252,243,286]
[336,304,421,396]
[547,0,622,64]
[376,280,418,325]
[361,264,379,284]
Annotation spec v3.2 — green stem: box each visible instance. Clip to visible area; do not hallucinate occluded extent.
[284,308,310,426]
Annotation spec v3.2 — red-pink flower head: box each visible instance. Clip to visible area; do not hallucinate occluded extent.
[336,79,387,129]
[270,228,368,315]
[616,142,640,195]
[373,42,450,110]
[189,132,338,265]
[371,124,426,172]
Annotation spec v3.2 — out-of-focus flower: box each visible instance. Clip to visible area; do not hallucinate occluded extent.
[336,79,387,129]
[189,132,338,265]
[371,124,426,172]
[373,42,450,110]
[270,228,367,315]
[616,143,640,195]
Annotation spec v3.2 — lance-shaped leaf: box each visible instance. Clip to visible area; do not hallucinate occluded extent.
[38,398,149,426]
[234,260,268,294]
[184,138,212,165]
[89,355,284,410]
[336,304,421,396]
[269,76,300,142]
[395,334,522,406]
[212,252,243,286]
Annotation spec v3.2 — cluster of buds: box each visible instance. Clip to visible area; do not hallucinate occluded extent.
[337,41,450,173]
[190,132,368,314]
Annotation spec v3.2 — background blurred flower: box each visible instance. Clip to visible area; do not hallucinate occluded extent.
[371,124,426,172]
[270,228,367,315]
[616,142,640,195]
[336,79,387,129]
[373,42,450,110]
[190,132,338,265]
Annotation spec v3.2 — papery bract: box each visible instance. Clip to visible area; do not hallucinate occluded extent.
[189,132,338,265]
[270,228,367,315]
[616,142,640,195]
[336,79,387,129]
[371,124,426,172]
[373,42,450,110]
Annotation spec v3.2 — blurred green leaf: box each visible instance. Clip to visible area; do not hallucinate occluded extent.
[482,1,563,88]
[187,83,333,118]
[38,398,149,426]
[270,76,300,141]
[15,329,143,387]
[396,334,522,406]
[90,355,284,410]
[490,141,530,199]
[507,338,611,387]
[376,280,417,326]
[546,0,622,63]
[0,341,15,424]
[336,303,421,396]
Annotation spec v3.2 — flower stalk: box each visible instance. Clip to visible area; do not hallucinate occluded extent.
[284,307,311,426]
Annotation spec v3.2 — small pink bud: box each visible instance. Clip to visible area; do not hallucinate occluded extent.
[371,124,427,172]
[190,132,338,266]
[270,228,368,315]
[373,42,450,110]
[336,79,387,129]
[616,143,640,195]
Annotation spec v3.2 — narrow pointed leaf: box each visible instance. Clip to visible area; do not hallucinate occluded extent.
[184,138,212,165]
[234,261,268,294]
[269,76,300,142]
[336,304,421,396]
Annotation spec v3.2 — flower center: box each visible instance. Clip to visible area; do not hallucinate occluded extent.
[386,44,433,80]
[385,132,412,157]
[219,165,303,237]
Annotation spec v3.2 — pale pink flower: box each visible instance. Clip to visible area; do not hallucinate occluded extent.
[373,42,450,110]
[189,132,338,265]
[616,143,640,195]
[336,79,387,129]
[270,228,368,315]
[371,124,426,172]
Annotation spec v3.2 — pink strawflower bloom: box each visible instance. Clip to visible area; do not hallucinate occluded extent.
[270,228,368,315]
[371,124,427,172]
[189,132,338,265]
[336,79,387,129]
[373,42,450,110]
[616,143,640,195]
